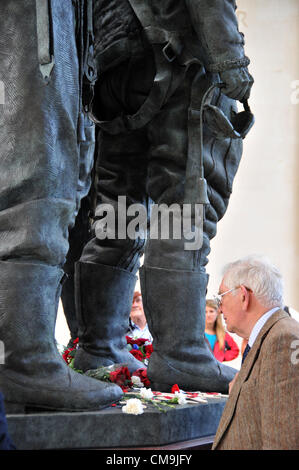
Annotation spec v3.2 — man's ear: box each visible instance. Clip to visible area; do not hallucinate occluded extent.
[240,284,251,310]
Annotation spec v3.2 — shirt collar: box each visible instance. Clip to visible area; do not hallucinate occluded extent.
[131,321,147,332]
[248,307,280,347]
[131,320,140,330]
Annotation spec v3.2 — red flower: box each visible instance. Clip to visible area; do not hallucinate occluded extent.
[132,368,151,388]
[171,384,180,394]
[129,348,144,362]
[62,338,79,365]
[144,343,153,358]
[62,350,69,364]
[126,336,148,347]
[109,366,132,391]
[125,336,135,346]
[62,346,76,365]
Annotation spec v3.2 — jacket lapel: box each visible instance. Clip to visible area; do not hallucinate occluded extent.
[213,309,288,448]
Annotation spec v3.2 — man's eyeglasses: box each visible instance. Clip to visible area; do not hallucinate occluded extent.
[213,285,252,308]
[213,287,240,308]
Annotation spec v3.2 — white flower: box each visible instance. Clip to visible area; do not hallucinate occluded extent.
[122,398,144,415]
[140,387,154,400]
[131,375,144,388]
[174,391,187,405]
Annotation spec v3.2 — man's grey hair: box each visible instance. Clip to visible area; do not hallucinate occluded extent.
[222,255,284,309]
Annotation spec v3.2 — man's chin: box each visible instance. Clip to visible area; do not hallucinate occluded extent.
[130,313,143,322]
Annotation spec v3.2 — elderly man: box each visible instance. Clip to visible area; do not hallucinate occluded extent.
[128,292,153,343]
[212,255,299,450]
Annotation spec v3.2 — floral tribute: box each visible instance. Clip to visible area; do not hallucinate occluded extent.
[62,337,79,366]
[61,337,227,415]
[125,336,153,364]
[85,364,133,391]
[62,336,153,391]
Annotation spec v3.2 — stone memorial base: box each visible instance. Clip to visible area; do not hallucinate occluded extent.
[6,397,226,450]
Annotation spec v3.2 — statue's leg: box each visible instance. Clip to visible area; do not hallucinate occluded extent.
[0,0,122,411]
[62,195,93,346]
[141,68,242,393]
[62,117,96,347]
[73,56,155,374]
[73,126,149,373]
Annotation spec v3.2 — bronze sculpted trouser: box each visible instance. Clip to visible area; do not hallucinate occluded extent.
[61,195,94,346]
[74,56,241,392]
[0,0,122,411]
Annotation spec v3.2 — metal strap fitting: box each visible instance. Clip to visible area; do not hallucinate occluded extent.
[162,43,177,62]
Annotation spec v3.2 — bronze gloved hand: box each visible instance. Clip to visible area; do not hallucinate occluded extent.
[219,67,254,101]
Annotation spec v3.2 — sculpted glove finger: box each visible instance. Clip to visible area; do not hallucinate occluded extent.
[220,67,254,101]
[243,72,255,100]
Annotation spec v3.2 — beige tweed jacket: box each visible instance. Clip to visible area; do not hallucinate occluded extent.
[212,309,299,450]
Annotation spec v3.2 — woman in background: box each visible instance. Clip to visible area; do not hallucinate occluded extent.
[205,299,239,362]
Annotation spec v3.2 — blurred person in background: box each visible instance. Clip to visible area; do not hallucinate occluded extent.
[205,299,239,362]
[128,292,153,342]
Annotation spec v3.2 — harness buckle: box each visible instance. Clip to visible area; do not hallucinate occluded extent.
[162,43,176,62]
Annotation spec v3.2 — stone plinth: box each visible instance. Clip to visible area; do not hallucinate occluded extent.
[6,397,226,450]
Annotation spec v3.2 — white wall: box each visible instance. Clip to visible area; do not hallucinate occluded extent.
[206,0,299,311]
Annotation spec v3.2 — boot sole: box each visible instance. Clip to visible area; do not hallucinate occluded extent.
[148,352,236,393]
